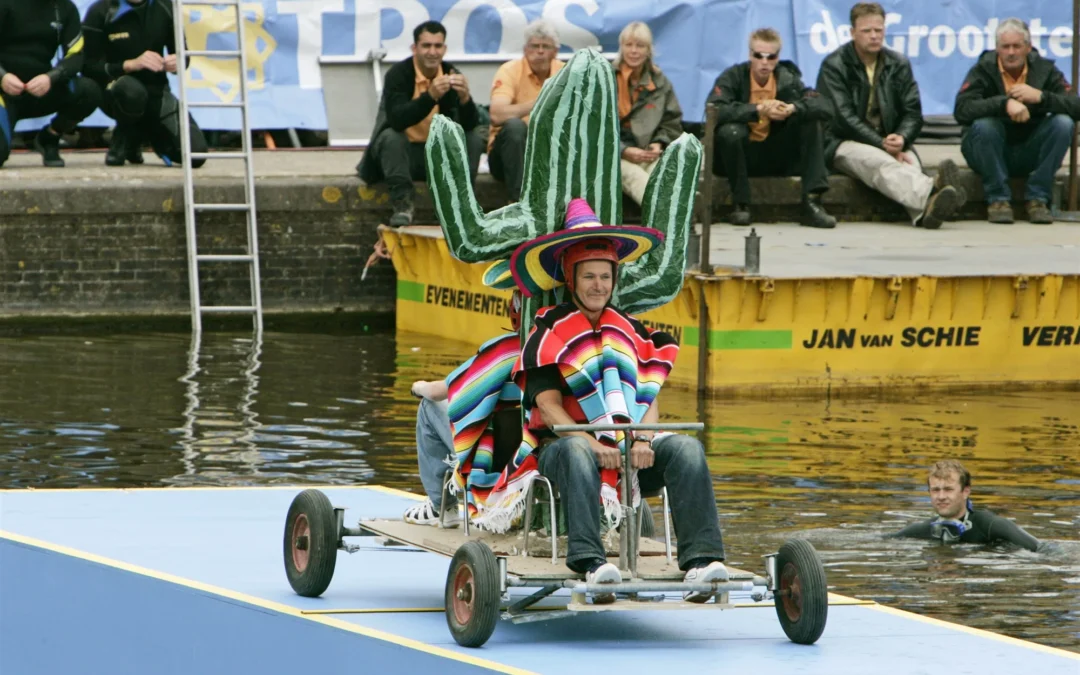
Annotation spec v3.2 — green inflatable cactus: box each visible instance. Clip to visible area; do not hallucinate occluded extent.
[425,48,701,315]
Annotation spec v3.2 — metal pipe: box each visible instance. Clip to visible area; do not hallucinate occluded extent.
[551,423,704,433]
[564,581,756,594]
[699,104,718,275]
[661,488,673,564]
[696,283,709,394]
[1070,0,1079,211]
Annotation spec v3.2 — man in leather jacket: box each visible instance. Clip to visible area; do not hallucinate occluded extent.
[816,2,964,229]
[707,28,836,229]
[955,18,1080,225]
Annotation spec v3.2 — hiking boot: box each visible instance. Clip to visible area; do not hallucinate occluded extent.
[916,185,962,230]
[987,201,1014,224]
[389,199,414,227]
[585,560,621,605]
[34,128,65,167]
[126,127,145,165]
[1026,200,1053,224]
[683,560,729,603]
[402,498,461,528]
[727,204,752,226]
[800,194,837,229]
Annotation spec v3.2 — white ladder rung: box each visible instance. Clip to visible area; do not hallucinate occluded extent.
[188,50,242,58]
[187,101,246,108]
[194,203,252,212]
[196,254,255,263]
[190,152,247,160]
[201,306,258,314]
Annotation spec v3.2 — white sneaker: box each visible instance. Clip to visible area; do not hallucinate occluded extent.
[585,561,622,605]
[683,561,729,603]
[403,499,461,528]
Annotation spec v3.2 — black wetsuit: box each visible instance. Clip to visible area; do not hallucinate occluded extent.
[0,0,102,166]
[890,507,1040,551]
[82,0,206,166]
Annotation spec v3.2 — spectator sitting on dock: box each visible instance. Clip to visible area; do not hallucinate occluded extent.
[611,21,684,206]
[356,21,484,227]
[707,27,837,229]
[888,459,1040,551]
[816,2,965,230]
[954,17,1080,225]
[0,0,102,168]
[82,0,208,168]
[487,20,565,203]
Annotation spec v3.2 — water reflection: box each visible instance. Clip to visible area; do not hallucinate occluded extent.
[0,330,1076,651]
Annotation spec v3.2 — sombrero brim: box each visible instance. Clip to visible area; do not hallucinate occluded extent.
[482,259,516,290]
[509,225,664,297]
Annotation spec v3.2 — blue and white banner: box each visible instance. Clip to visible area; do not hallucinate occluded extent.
[15,0,1077,131]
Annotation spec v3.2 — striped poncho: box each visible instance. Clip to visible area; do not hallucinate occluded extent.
[471,303,679,533]
[445,333,523,519]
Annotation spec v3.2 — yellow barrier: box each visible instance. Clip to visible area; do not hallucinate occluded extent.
[382,229,1080,395]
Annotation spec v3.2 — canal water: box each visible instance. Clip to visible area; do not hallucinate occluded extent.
[1,330,1077,652]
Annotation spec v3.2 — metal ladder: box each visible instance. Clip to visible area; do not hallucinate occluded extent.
[173,0,263,335]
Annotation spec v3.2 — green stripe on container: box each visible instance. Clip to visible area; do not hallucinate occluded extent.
[682,327,700,348]
[709,330,792,350]
[397,280,425,303]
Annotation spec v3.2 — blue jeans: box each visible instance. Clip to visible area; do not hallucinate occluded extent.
[961,114,1074,204]
[415,399,456,511]
[537,434,726,572]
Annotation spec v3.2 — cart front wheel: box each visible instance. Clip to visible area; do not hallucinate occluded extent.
[445,541,501,647]
[773,538,828,645]
[283,489,339,597]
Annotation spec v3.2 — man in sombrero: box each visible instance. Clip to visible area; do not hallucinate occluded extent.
[404,264,526,528]
[491,197,728,603]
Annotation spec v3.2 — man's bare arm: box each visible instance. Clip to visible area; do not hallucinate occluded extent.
[488,94,534,125]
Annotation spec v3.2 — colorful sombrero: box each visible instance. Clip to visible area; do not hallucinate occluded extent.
[481,259,516,290]
[509,198,663,297]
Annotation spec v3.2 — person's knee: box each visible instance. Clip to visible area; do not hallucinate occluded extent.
[558,436,598,472]
[969,117,1005,141]
[716,123,747,147]
[70,78,104,120]
[1046,113,1075,141]
[375,128,410,154]
[501,117,527,138]
[662,434,708,468]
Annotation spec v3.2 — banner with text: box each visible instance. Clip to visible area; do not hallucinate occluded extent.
[16,0,1075,132]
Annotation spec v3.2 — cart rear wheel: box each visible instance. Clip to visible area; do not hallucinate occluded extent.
[284,489,339,597]
[445,541,500,648]
[774,538,828,645]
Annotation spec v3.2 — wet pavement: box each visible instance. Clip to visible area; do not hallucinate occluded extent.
[0,329,1077,651]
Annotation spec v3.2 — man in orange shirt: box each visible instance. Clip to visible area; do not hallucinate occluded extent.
[357,21,484,226]
[707,28,836,229]
[955,18,1080,225]
[487,20,564,202]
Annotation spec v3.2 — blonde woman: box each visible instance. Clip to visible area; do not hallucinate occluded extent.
[612,22,683,205]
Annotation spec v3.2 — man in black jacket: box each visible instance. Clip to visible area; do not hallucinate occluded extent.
[955,18,1080,225]
[707,28,835,229]
[0,0,103,168]
[816,3,963,230]
[82,0,208,168]
[888,459,1040,552]
[356,21,483,226]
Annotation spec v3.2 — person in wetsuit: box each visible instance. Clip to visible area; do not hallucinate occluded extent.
[82,0,207,167]
[0,0,103,168]
[889,459,1040,551]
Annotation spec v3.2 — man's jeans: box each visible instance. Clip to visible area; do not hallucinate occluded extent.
[537,434,726,572]
[489,118,527,201]
[961,113,1074,204]
[415,399,456,511]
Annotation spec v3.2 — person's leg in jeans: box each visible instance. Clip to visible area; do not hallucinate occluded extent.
[714,122,752,211]
[962,118,1011,204]
[638,434,725,570]
[371,128,418,224]
[537,436,607,572]
[489,118,528,201]
[465,129,486,184]
[1015,113,1074,205]
[414,398,456,511]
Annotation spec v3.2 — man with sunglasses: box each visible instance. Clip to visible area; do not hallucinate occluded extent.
[816,2,964,230]
[487,19,564,202]
[707,27,836,229]
[889,459,1040,551]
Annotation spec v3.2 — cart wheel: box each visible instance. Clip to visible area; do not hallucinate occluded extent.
[639,499,656,538]
[444,540,501,648]
[773,538,828,645]
[283,489,339,597]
